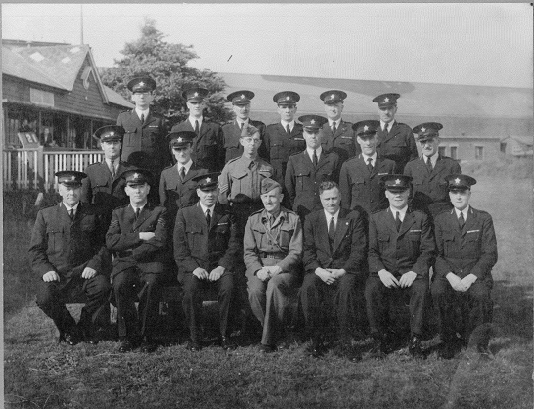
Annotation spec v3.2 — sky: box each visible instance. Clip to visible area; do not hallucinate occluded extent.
[2,3,533,88]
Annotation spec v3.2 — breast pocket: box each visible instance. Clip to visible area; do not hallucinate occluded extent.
[378,233,390,252]
[295,170,311,192]
[198,136,219,159]
[408,232,421,251]
[442,231,456,254]
[47,226,64,252]
[123,126,138,147]
[463,231,480,254]
[252,227,268,249]
[279,225,294,248]
[269,140,284,161]
[186,225,203,249]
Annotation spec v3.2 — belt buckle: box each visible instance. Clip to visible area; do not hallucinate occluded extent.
[266,254,275,259]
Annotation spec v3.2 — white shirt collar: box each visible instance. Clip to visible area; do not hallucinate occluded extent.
[135,108,150,119]
[188,116,203,129]
[390,205,408,221]
[177,159,193,174]
[64,202,79,212]
[454,205,470,220]
[130,203,146,213]
[281,119,295,131]
[380,120,394,131]
[328,118,341,128]
[324,208,340,227]
[199,202,215,216]
[236,118,249,126]
[361,152,378,166]
[306,146,323,162]
[424,151,439,167]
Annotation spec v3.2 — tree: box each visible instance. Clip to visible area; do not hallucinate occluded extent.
[100,18,232,125]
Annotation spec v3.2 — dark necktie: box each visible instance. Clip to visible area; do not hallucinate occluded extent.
[286,124,291,135]
[332,122,337,135]
[328,216,335,243]
[110,160,116,178]
[140,113,145,124]
[180,166,186,182]
[313,149,318,166]
[367,157,374,173]
[135,207,140,220]
[426,157,433,172]
[459,212,465,229]
[395,211,402,232]
[195,120,200,136]
[69,208,74,220]
[206,208,211,226]
[240,122,244,131]
[383,124,388,133]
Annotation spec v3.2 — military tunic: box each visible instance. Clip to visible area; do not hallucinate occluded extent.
[403,155,462,217]
[264,122,305,184]
[431,206,497,343]
[243,207,302,346]
[171,119,225,173]
[376,121,418,173]
[284,149,339,219]
[222,119,268,163]
[321,120,360,165]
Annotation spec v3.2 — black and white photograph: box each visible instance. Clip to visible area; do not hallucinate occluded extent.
[2,3,532,408]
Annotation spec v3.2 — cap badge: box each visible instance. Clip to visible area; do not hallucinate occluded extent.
[70,175,75,181]
[240,94,245,99]
[454,178,461,184]
[364,125,369,131]
[310,119,316,125]
[177,137,183,143]
[206,177,212,183]
[383,97,389,103]
[421,127,426,132]
[194,92,199,97]
[133,173,139,179]
[109,132,114,136]
[138,81,145,87]
[286,96,290,100]
[331,94,335,99]
[395,179,401,185]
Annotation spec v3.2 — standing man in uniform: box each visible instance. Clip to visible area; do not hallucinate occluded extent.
[244,178,303,352]
[339,120,397,217]
[222,90,267,163]
[404,122,462,217]
[116,75,169,185]
[81,125,133,220]
[366,175,435,358]
[300,181,367,359]
[29,171,111,345]
[285,115,339,220]
[373,93,418,173]
[106,169,170,353]
[174,173,241,351]
[159,131,208,222]
[431,174,497,359]
[264,91,305,184]
[320,90,359,165]
[171,87,225,173]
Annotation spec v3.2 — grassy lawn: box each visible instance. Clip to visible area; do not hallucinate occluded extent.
[4,175,532,408]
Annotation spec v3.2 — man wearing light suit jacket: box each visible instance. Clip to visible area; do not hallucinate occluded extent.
[300,181,367,360]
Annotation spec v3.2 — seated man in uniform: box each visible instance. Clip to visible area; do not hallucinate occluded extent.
[300,181,367,360]
[106,169,169,353]
[366,175,435,358]
[174,173,240,351]
[431,174,498,359]
[29,171,111,345]
[243,178,303,353]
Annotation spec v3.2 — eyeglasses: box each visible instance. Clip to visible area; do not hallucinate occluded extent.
[242,138,261,144]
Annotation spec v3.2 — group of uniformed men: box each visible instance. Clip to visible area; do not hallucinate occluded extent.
[29,75,497,361]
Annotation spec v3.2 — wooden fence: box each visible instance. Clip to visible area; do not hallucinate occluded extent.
[3,148,104,192]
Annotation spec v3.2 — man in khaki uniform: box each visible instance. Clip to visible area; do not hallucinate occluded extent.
[243,178,302,352]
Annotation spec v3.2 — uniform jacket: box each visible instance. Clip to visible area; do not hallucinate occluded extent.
[29,203,110,278]
[171,119,225,172]
[81,160,134,211]
[173,203,240,279]
[116,109,169,174]
[303,207,367,278]
[218,155,273,204]
[243,207,302,277]
[264,122,305,183]
[222,119,267,163]
[159,162,208,219]
[434,206,497,280]
[106,203,169,276]
[404,155,462,216]
[321,119,360,165]
[285,149,339,215]
[376,121,418,173]
[339,155,397,214]
[368,207,435,278]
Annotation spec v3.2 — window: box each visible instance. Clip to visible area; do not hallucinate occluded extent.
[450,146,458,160]
[30,88,54,107]
[475,146,484,160]
[438,146,446,156]
[500,142,507,153]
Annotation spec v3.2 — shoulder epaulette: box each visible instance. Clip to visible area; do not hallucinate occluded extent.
[249,208,264,216]
[226,156,241,165]
[162,164,174,171]
[371,207,385,215]
[114,203,129,211]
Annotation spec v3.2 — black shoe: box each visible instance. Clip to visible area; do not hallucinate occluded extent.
[59,330,79,346]
[259,343,276,353]
[220,336,237,351]
[140,339,158,353]
[186,341,202,352]
[306,339,326,358]
[118,339,136,353]
[477,343,492,359]
[409,336,424,359]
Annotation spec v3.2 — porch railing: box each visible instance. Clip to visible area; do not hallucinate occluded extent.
[3,147,104,192]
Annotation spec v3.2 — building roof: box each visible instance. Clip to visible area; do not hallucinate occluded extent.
[501,135,533,146]
[220,72,533,119]
[104,85,134,109]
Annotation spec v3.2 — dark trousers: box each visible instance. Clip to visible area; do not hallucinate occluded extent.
[431,276,493,343]
[113,268,163,340]
[36,274,111,334]
[182,271,235,343]
[365,274,428,336]
[299,273,361,341]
